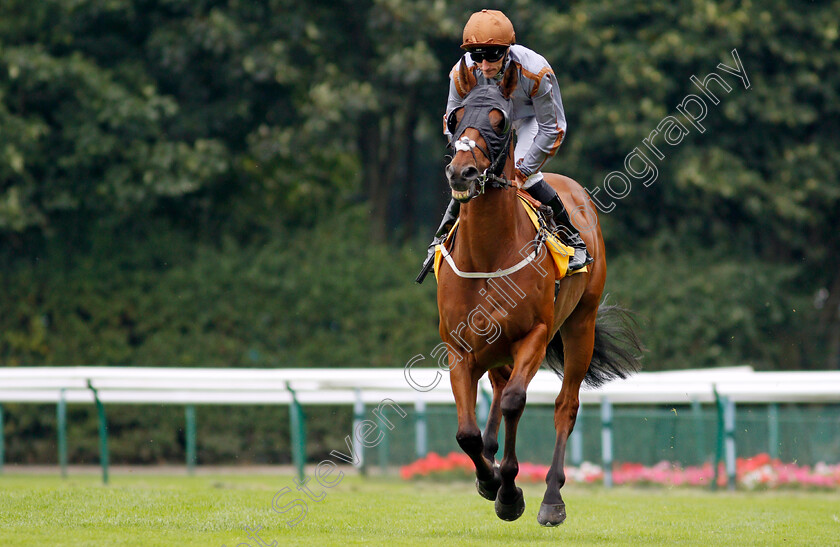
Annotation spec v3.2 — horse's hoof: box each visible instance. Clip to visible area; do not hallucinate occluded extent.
[537,501,566,527]
[494,487,525,521]
[475,467,501,501]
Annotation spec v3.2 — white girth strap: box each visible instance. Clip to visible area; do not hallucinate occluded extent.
[436,240,543,279]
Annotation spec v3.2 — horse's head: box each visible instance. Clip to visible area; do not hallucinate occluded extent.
[445,59,518,203]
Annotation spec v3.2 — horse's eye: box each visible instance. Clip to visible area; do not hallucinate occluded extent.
[491,116,504,135]
[491,109,511,136]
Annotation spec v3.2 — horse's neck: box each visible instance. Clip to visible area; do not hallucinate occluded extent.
[456,187,523,272]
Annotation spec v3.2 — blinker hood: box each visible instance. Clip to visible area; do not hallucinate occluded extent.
[449,85,512,170]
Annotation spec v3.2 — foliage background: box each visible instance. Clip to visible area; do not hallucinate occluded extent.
[1,0,837,464]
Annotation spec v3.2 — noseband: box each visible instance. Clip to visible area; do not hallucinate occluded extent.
[452,135,515,193]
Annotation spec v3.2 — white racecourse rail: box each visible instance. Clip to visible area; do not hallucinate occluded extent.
[1,366,840,488]
[2,365,840,405]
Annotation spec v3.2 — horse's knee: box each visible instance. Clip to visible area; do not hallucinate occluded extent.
[500,387,526,418]
[500,459,519,481]
[456,427,483,455]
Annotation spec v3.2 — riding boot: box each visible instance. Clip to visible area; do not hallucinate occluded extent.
[525,180,593,272]
[415,198,461,284]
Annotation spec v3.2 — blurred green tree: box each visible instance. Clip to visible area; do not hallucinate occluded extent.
[533,0,840,368]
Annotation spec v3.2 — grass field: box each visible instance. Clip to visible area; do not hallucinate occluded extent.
[1,470,839,546]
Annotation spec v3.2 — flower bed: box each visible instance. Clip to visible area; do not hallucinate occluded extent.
[400,452,840,490]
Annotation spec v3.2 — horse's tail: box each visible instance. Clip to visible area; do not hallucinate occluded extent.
[544,297,643,387]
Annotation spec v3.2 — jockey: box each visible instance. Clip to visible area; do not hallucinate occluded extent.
[417,9,593,284]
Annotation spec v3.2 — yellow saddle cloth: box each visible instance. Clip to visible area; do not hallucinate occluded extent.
[433,195,588,282]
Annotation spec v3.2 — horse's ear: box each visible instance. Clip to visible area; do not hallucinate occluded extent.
[457,55,477,96]
[500,62,518,99]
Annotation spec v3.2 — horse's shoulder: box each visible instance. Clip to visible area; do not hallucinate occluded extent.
[543,172,602,249]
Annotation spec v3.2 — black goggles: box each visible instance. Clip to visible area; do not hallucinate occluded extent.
[468,46,508,63]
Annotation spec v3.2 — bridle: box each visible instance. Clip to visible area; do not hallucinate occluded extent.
[447,86,520,199]
[439,88,550,280]
[450,131,517,195]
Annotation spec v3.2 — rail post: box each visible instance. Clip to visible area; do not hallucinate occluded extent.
[185,405,197,475]
[378,418,389,475]
[768,403,779,460]
[723,397,736,490]
[285,383,306,482]
[477,386,490,426]
[0,403,4,474]
[87,381,109,485]
[58,389,68,478]
[691,398,707,465]
[601,398,613,488]
[414,400,427,459]
[713,386,723,490]
[353,389,366,475]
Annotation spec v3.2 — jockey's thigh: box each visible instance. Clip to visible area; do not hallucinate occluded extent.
[512,116,543,189]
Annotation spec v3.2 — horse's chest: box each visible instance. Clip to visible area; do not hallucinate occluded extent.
[440,290,537,358]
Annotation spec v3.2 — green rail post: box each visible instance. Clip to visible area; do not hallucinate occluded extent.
[185,405,197,475]
[601,398,613,488]
[414,400,427,459]
[478,387,496,451]
[378,418,389,475]
[768,403,779,460]
[286,383,306,482]
[723,397,736,491]
[354,390,366,475]
[0,403,4,474]
[691,399,707,465]
[477,387,490,425]
[58,390,68,478]
[87,381,109,485]
[712,387,723,491]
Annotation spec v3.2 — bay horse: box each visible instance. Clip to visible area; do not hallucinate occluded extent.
[437,59,642,526]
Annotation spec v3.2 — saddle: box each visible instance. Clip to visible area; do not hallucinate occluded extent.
[433,193,587,282]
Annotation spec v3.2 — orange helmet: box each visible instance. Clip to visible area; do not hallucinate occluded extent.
[461,9,516,49]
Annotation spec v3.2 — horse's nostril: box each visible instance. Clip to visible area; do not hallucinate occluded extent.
[445,163,454,178]
[461,165,479,180]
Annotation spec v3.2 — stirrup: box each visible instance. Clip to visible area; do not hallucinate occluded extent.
[567,247,593,272]
[558,232,592,271]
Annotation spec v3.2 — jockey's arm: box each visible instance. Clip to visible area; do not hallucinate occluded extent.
[517,71,568,178]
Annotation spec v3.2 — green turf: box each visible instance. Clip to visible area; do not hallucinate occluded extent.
[1,472,838,546]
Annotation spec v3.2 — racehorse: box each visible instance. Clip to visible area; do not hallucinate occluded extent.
[437,59,642,526]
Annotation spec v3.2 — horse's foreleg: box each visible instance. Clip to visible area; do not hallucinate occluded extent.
[539,315,596,527]
[481,366,510,464]
[449,356,499,496]
[495,324,548,521]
